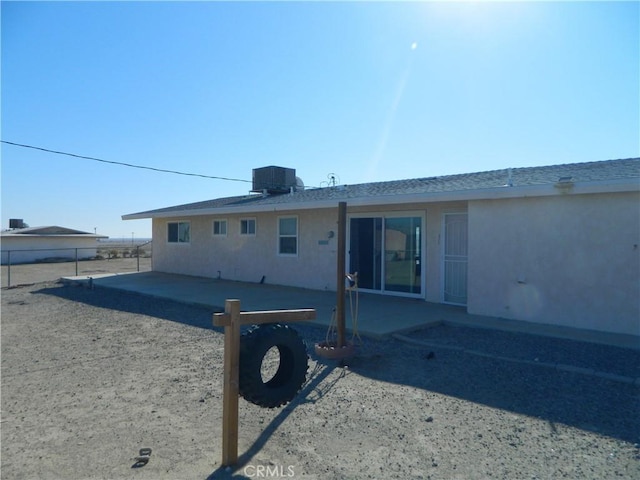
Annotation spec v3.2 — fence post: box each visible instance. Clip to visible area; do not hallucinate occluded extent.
[75,248,79,276]
[7,250,11,287]
[137,246,140,271]
[213,303,316,467]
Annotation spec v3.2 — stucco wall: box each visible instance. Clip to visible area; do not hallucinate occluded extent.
[152,201,468,299]
[467,191,640,336]
[150,192,639,336]
[152,209,339,290]
[1,237,101,264]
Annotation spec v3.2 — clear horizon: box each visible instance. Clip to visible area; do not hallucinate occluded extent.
[2,1,638,238]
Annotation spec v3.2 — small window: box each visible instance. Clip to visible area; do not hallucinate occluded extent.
[240,218,256,235]
[278,216,297,255]
[213,220,227,236]
[168,221,190,243]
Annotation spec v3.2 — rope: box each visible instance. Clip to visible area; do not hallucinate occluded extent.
[347,274,362,345]
[324,273,361,346]
[325,308,337,345]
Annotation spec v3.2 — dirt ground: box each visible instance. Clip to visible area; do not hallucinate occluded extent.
[1,257,152,288]
[1,281,639,480]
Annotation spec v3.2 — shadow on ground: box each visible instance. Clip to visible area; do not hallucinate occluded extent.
[34,281,220,330]
[205,362,342,480]
[35,282,640,456]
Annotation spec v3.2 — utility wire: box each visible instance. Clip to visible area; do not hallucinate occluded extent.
[1,140,252,183]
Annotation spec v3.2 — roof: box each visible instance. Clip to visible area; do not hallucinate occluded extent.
[123,158,640,220]
[1,226,107,238]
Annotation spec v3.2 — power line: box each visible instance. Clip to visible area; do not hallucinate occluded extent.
[0,140,252,183]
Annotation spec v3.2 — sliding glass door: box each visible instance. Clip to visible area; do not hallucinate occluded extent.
[384,217,422,294]
[349,215,422,295]
[349,217,382,290]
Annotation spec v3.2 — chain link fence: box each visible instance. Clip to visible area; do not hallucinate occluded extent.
[1,242,152,287]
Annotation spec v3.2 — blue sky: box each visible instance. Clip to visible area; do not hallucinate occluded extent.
[2,1,638,239]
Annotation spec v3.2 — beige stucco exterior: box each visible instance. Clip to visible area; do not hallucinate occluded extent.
[467,191,640,336]
[152,209,340,290]
[152,201,470,297]
[148,190,639,338]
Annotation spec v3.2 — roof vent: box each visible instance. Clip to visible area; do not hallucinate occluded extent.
[252,166,297,194]
[505,168,513,187]
[555,176,574,191]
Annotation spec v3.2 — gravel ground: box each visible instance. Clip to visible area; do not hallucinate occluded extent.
[1,281,639,480]
[397,325,640,380]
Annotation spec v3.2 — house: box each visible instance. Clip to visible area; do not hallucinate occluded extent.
[1,225,108,264]
[123,159,640,338]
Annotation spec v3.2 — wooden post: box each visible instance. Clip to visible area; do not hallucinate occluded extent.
[336,201,347,347]
[220,299,241,466]
[213,301,316,467]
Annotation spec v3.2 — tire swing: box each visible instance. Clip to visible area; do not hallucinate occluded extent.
[238,323,308,408]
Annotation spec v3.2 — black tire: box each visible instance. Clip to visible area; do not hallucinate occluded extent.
[239,323,308,408]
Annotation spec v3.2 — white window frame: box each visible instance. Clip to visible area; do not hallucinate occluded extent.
[278,215,298,256]
[167,221,191,244]
[240,218,256,236]
[213,219,228,237]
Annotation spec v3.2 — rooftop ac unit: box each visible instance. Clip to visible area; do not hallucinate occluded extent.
[9,219,26,229]
[252,166,297,194]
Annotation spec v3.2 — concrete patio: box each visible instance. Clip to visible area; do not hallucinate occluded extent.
[63,271,638,348]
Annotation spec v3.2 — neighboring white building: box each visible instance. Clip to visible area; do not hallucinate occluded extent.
[123,159,640,338]
[1,226,108,264]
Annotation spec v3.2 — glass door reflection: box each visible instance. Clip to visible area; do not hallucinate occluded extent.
[349,216,421,295]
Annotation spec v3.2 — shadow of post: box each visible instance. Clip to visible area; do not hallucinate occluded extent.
[206,360,342,480]
[33,283,640,447]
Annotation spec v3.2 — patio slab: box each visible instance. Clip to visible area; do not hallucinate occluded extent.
[62,271,639,348]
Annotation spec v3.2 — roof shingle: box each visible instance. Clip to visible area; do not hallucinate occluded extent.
[124,158,640,218]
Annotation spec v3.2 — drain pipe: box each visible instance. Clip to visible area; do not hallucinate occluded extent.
[336,201,347,348]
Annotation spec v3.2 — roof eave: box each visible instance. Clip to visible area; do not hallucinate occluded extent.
[1,234,109,238]
[122,178,639,220]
